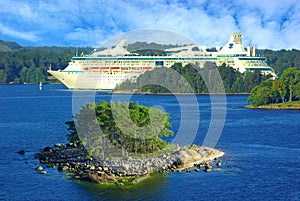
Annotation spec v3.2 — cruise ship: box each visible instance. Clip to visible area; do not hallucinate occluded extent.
[48,33,276,90]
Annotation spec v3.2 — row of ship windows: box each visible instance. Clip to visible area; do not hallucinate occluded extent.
[73,57,217,61]
[217,54,246,57]
[217,59,234,64]
[80,63,155,66]
[66,72,138,75]
[87,75,132,78]
[242,61,268,67]
[78,62,208,67]
[239,57,265,61]
[246,68,273,71]
[87,78,131,81]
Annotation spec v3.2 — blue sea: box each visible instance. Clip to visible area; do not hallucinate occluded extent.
[0,84,299,201]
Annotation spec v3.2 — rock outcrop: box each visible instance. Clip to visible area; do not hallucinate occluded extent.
[35,143,224,184]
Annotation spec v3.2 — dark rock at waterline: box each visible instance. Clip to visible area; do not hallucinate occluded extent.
[18,150,25,154]
[232,106,246,109]
[204,164,212,172]
[58,166,69,172]
[80,172,117,184]
[54,143,63,148]
[43,146,53,153]
[66,142,77,148]
[38,155,48,163]
[35,143,224,184]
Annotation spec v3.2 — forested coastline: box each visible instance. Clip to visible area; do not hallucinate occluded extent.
[247,68,300,107]
[115,62,269,93]
[0,42,92,83]
[1,39,299,94]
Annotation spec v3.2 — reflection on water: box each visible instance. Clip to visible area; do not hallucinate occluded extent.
[79,173,168,200]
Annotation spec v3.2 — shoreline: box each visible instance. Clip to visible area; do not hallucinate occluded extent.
[245,101,300,110]
[245,105,300,110]
[35,143,224,186]
[0,84,250,95]
[112,91,250,95]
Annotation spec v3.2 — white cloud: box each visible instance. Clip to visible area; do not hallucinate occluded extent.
[0,23,40,42]
[65,27,107,47]
[0,0,299,49]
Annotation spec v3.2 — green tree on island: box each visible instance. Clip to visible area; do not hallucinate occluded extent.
[66,101,173,158]
[0,70,7,83]
[272,80,287,103]
[247,79,275,106]
[280,68,300,102]
[294,82,300,99]
[248,68,300,106]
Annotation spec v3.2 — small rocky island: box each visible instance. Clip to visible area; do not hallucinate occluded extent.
[35,142,224,185]
[34,100,224,185]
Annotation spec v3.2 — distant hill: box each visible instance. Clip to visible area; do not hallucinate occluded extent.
[26,46,94,54]
[0,40,23,51]
[256,49,300,75]
[127,42,180,51]
[0,39,94,54]
[0,39,221,54]
[19,42,178,54]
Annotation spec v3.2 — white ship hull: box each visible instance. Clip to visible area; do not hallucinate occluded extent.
[48,70,139,90]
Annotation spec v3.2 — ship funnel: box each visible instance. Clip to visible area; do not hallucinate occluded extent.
[219,32,246,54]
[247,46,255,56]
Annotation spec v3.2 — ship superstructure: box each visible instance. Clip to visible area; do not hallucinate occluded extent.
[48,33,276,90]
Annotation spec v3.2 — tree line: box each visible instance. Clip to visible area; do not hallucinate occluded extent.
[0,47,91,83]
[0,49,72,83]
[247,68,300,106]
[66,101,173,157]
[0,39,299,89]
[115,62,270,93]
[257,49,300,75]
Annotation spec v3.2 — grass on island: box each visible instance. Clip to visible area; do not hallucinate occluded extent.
[270,100,300,107]
[247,100,300,109]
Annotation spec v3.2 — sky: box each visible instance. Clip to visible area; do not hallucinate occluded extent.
[0,0,299,49]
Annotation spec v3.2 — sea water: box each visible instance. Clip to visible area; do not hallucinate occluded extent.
[0,84,299,200]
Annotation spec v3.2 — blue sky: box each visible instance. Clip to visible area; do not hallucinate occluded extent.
[0,0,299,49]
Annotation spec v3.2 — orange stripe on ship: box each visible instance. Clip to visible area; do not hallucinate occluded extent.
[143,67,153,70]
[111,67,120,70]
